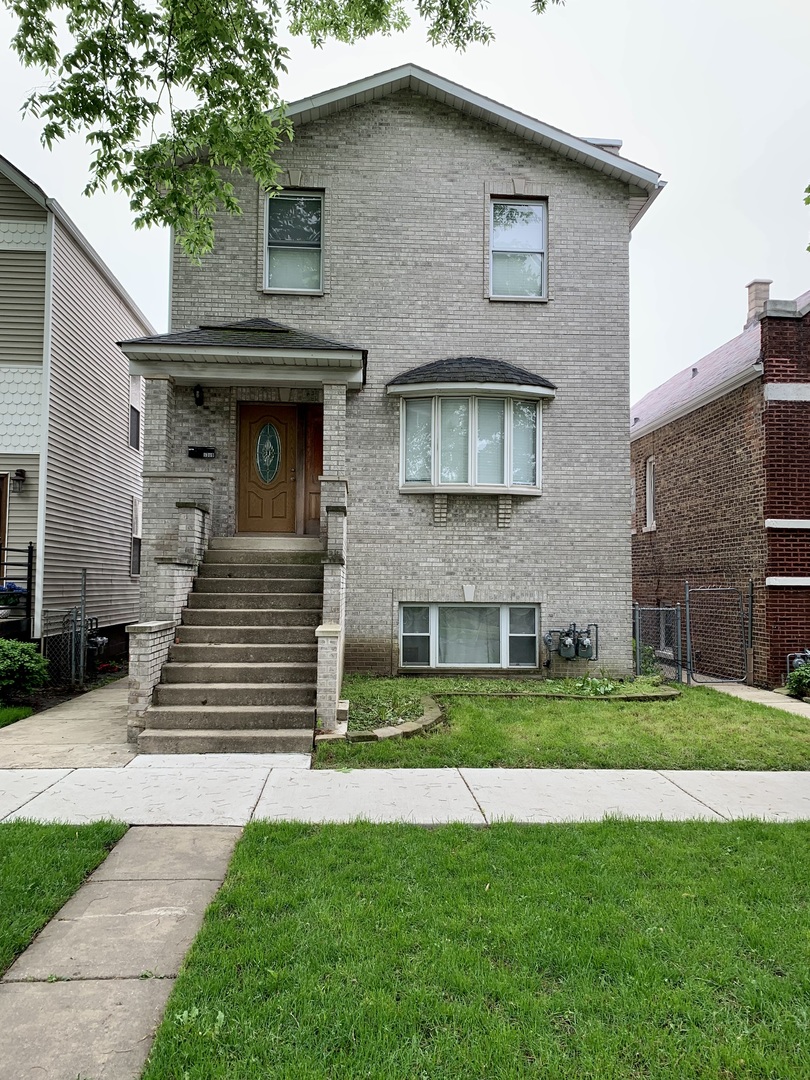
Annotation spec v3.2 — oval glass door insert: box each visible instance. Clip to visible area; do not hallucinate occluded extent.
[256,423,281,484]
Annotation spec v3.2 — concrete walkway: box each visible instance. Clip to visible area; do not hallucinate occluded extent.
[0,826,240,1080]
[1,678,809,824]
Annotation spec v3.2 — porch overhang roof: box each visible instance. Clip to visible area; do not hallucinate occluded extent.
[118,318,367,388]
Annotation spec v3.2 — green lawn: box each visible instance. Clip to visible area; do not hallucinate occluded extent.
[314,679,810,770]
[143,821,810,1079]
[0,820,127,974]
[0,705,32,730]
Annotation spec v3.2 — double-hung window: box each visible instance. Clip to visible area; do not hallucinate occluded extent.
[401,604,539,669]
[490,199,546,299]
[129,375,141,450]
[645,456,656,530]
[265,192,323,293]
[401,396,541,491]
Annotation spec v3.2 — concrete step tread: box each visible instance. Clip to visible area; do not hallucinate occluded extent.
[155,681,318,690]
[145,704,315,715]
[138,729,315,753]
[163,662,317,670]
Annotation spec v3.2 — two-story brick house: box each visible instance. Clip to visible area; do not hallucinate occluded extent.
[121,64,665,752]
[631,280,810,687]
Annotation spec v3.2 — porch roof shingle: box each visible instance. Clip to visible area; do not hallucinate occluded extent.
[119,318,363,353]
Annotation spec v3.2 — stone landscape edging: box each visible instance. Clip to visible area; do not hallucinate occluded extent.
[314,686,681,744]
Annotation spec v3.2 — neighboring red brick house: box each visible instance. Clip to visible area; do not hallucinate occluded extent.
[630,280,810,687]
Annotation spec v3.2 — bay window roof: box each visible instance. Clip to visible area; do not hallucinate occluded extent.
[386,356,556,398]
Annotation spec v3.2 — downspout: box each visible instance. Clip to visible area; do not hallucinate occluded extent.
[33,210,55,639]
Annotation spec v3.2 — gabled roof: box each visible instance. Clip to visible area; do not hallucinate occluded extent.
[388,356,556,389]
[284,64,664,230]
[120,317,363,353]
[0,153,154,334]
[631,284,810,440]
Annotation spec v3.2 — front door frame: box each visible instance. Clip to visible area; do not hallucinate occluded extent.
[236,402,323,536]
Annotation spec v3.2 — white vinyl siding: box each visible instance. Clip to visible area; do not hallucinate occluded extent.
[0,454,38,555]
[401,396,541,492]
[0,250,46,364]
[400,604,539,669]
[41,219,149,625]
[0,174,47,221]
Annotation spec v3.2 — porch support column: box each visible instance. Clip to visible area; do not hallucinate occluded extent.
[143,376,175,471]
[322,382,347,475]
[317,477,348,731]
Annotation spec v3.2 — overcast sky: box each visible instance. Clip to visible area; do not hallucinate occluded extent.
[1,0,808,403]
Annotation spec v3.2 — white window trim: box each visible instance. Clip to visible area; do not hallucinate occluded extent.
[489,197,547,301]
[400,603,540,669]
[399,395,543,495]
[644,455,656,531]
[131,496,142,577]
[264,190,324,295]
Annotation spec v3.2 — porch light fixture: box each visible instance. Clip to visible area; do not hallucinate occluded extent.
[11,469,26,493]
[193,384,205,407]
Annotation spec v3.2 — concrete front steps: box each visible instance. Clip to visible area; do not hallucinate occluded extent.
[138,538,323,755]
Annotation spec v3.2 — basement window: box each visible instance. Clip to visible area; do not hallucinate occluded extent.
[400,604,539,668]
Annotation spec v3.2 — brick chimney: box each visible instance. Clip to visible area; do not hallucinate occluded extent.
[745,278,772,327]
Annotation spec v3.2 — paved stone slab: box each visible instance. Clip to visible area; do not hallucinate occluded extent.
[5,878,220,980]
[254,768,485,824]
[126,752,310,770]
[4,767,267,824]
[0,769,70,818]
[660,770,810,821]
[709,682,810,718]
[0,745,134,769]
[0,978,172,1080]
[94,825,241,880]
[461,769,723,823]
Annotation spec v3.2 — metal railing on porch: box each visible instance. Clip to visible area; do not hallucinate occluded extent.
[0,542,35,638]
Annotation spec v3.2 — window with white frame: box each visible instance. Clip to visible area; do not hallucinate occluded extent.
[131,496,142,576]
[645,456,656,530]
[265,191,323,292]
[129,375,141,450]
[490,199,546,299]
[401,604,539,668]
[401,396,541,491]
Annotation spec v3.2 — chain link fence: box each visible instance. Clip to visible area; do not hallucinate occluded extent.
[41,608,86,686]
[633,604,683,682]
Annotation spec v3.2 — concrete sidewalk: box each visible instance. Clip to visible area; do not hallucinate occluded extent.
[1,677,809,825]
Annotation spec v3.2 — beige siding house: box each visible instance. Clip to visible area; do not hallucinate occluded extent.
[0,156,154,640]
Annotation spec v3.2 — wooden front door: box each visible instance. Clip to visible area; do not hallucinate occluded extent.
[238,404,298,533]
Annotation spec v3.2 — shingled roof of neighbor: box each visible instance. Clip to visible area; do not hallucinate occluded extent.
[388,357,557,389]
[119,318,364,353]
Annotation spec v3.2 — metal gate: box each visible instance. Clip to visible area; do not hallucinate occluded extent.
[684,583,748,683]
[634,582,750,684]
[41,607,86,685]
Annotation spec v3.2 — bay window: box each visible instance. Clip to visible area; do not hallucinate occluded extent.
[401,604,539,669]
[401,395,541,491]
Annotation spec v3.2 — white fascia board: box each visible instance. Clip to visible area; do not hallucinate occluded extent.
[765,519,810,529]
[386,381,555,399]
[122,344,364,366]
[630,365,762,442]
[128,359,364,388]
[34,212,55,639]
[0,155,48,209]
[284,64,663,193]
[765,577,810,587]
[764,383,810,402]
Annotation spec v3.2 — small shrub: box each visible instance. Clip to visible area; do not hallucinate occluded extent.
[0,640,49,703]
[632,639,661,677]
[574,675,618,696]
[785,664,810,699]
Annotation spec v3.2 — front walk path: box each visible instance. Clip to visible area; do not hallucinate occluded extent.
[0,825,240,1080]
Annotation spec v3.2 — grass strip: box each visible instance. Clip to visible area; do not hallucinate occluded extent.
[0,706,33,730]
[315,681,810,770]
[0,820,127,974]
[143,820,810,1079]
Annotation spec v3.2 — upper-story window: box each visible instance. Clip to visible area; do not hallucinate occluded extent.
[265,192,323,293]
[402,395,541,491]
[129,375,141,450]
[645,456,656,530]
[490,199,546,300]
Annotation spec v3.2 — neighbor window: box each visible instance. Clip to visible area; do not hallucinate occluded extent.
[131,496,142,576]
[266,192,323,292]
[490,199,546,299]
[129,375,141,450]
[401,604,539,668]
[401,396,540,490]
[645,456,656,530]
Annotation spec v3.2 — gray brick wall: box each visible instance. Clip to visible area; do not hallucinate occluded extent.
[168,90,634,675]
